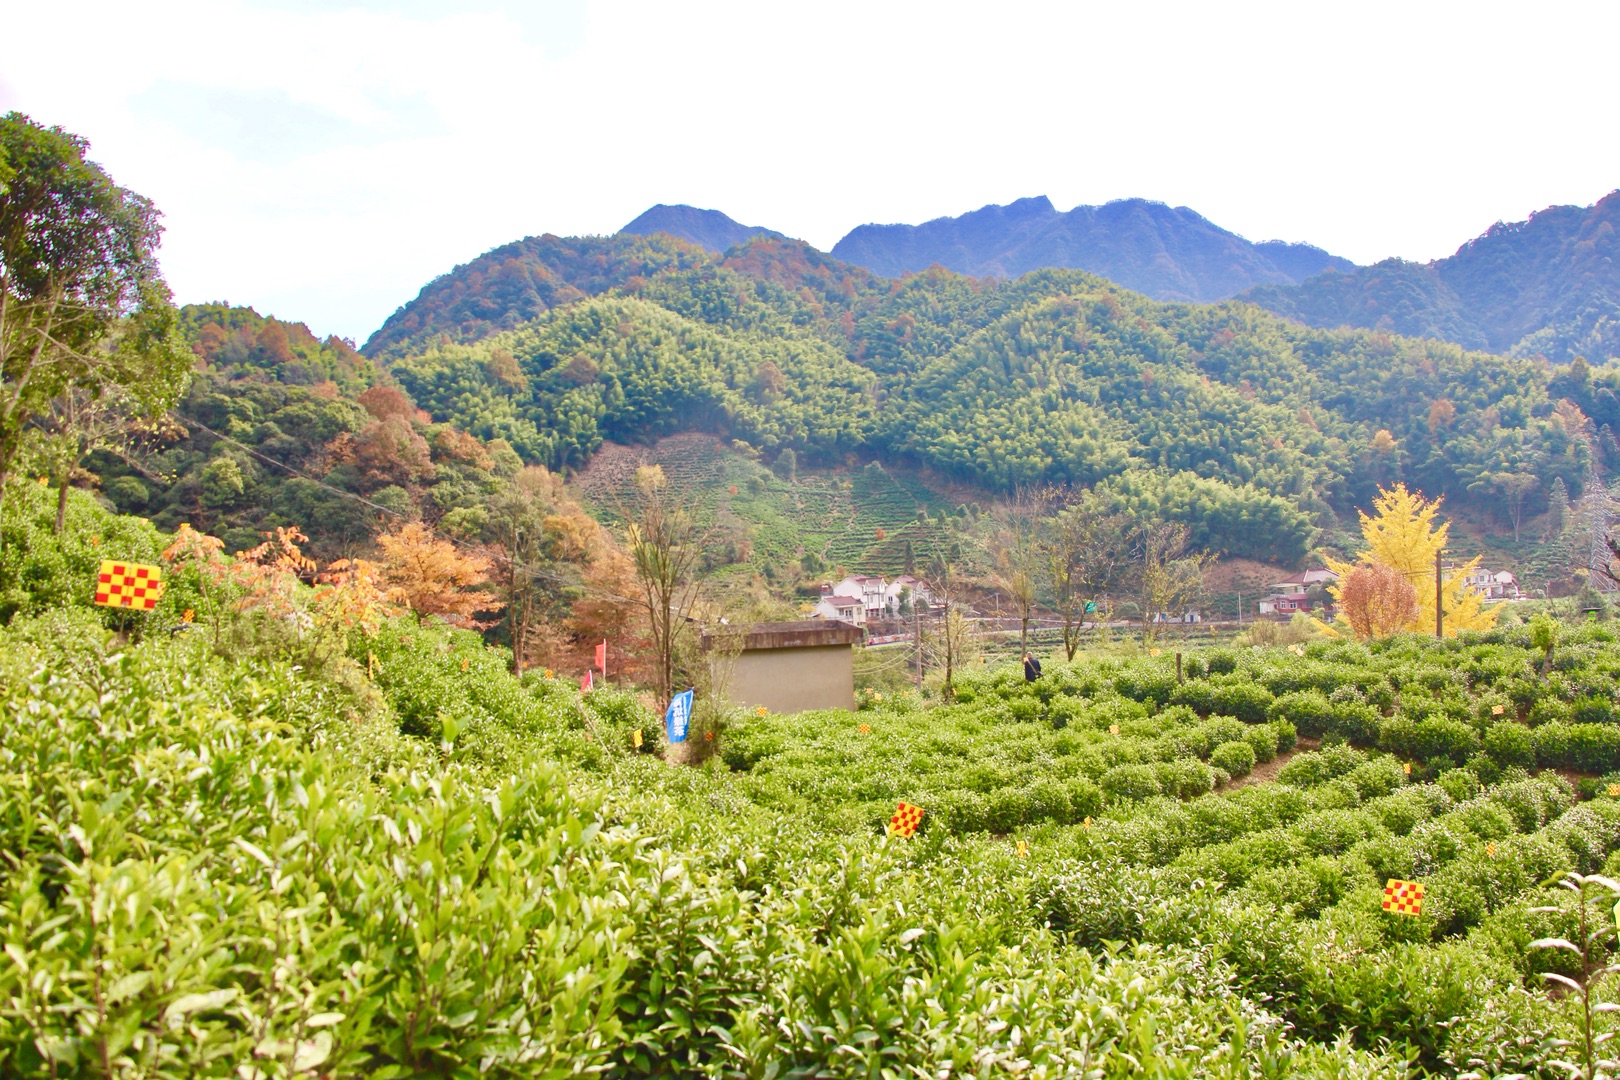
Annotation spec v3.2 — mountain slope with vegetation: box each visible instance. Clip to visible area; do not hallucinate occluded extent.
[1247,190,1620,364]
[373,231,1609,564]
[831,195,1355,301]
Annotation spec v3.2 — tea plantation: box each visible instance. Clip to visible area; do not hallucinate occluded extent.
[7,501,1620,1075]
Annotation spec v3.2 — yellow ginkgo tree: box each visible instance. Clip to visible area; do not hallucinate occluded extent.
[1327,483,1497,637]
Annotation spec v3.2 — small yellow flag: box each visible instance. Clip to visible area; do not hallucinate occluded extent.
[1083,816,1092,830]
[1491,704,1505,716]
[1016,839,1028,858]
[1403,762,1412,775]
[1486,842,1497,857]
[756,706,768,716]
[858,723,871,735]
[1109,724,1120,735]
[95,560,164,610]
[889,802,924,837]
[1609,784,1620,798]
[182,608,195,623]
[1382,878,1425,916]
[1149,648,1161,657]
[632,728,643,749]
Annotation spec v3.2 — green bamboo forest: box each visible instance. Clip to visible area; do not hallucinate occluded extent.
[9,108,1620,1077]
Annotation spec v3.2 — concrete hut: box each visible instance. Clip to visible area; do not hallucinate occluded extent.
[707,620,864,713]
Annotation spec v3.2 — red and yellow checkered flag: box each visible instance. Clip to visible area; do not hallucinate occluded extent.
[1382,878,1425,916]
[889,802,923,837]
[95,561,164,610]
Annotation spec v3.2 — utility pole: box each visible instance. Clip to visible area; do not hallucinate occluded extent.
[1435,548,1444,639]
[914,608,923,685]
[1588,443,1616,593]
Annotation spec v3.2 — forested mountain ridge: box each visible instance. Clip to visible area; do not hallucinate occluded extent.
[830,196,1356,301]
[1246,190,1620,364]
[362,233,717,359]
[375,231,1614,566]
[620,203,786,254]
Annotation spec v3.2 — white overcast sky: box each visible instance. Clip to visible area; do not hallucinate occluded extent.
[3,0,1616,344]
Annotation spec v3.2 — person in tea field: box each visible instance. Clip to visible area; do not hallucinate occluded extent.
[1024,651,1043,682]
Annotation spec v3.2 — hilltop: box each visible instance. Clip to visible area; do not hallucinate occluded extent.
[620,203,787,253]
[1246,190,1620,364]
[830,195,1355,301]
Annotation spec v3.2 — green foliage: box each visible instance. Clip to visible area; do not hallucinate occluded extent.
[1247,191,1620,366]
[14,496,1620,1074]
[0,477,169,625]
[1211,738,1258,777]
[367,233,1611,563]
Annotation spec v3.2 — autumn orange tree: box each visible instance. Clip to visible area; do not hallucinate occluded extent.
[375,521,493,627]
[482,464,635,675]
[1338,563,1420,640]
[1326,483,1496,637]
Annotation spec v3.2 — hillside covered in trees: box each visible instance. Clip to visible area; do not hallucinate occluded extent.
[1246,190,1620,365]
[366,231,1615,566]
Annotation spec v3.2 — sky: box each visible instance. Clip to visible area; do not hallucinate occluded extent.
[3,0,1617,345]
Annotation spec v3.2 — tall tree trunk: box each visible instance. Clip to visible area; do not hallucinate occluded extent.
[54,474,70,535]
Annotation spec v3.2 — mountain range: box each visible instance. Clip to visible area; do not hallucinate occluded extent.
[1242,191,1620,364]
[829,196,1354,303]
[596,191,1620,365]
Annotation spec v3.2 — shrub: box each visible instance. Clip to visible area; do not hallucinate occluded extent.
[1208,681,1274,724]
[1114,668,1177,708]
[1272,690,1333,738]
[1379,716,1480,766]
[1244,724,1279,763]
[1534,724,1620,774]
[1154,758,1219,799]
[1271,718,1298,754]
[1210,740,1257,778]
[1437,768,1483,803]
[1339,757,1409,801]
[1065,777,1104,819]
[1528,698,1573,727]
[1325,701,1383,746]
[1572,696,1617,725]
[1169,679,1216,714]
[1277,745,1367,788]
[984,786,1036,832]
[1483,722,1535,771]
[1101,763,1162,801]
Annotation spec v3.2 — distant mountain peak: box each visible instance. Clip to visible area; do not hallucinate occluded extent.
[830,197,1354,302]
[1245,189,1620,362]
[620,204,786,255]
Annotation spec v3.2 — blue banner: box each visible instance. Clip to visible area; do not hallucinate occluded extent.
[665,689,693,744]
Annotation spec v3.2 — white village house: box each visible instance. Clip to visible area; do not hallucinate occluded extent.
[1258,563,1521,617]
[812,574,933,623]
[811,591,867,625]
[1257,568,1339,616]
[1460,566,1522,601]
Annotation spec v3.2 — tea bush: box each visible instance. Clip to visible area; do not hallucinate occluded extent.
[12,497,1620,1075]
